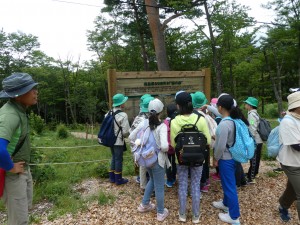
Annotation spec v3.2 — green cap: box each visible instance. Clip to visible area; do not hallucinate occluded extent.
[140,96,155,113]
[140,94,152,107]
[243,97,258,108]
[112,93,128,107]
[191,91,207,108]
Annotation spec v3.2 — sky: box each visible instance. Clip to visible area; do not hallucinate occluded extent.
[0,0,275,63]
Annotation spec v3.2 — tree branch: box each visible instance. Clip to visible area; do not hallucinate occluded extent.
[161,12,185,31]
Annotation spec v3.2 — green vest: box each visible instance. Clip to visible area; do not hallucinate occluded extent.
[0,100,30,166]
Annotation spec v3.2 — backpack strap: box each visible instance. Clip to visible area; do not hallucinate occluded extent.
[223,117,236,148]
[112,110,123,140]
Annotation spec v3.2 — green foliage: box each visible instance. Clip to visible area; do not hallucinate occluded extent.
[57,124,69,139]
[29,112,46,135]
[95,163,110,178]
[98,191,116,205]
[266,171,280,178]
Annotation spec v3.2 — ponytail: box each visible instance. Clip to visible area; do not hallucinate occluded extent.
[230,106,249,126]
[149,110,161,130]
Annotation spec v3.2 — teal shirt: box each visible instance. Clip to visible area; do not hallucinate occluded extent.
[0,100,30,165]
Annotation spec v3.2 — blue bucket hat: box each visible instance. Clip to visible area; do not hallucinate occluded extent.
[0,73,38,98]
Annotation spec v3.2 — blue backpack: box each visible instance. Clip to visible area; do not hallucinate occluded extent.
[267,115,295,157]
[132,120,160,168]
[98,110,122,147]
[223,117,255,163]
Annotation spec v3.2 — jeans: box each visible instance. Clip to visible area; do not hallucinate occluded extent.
[142,162,165,214]
[279,164,300,220]
[248,143,263,179]
[177,165,203,217]
[3,169,33,225]
[110,145,124,172]
[166,154,176,182]
[219,159,240,219]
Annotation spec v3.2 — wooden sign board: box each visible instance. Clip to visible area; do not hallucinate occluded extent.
[107,69,211,122]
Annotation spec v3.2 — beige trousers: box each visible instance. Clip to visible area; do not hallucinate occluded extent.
[2,168,33,225]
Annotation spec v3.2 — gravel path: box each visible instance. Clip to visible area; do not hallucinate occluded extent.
[36,161,299,225]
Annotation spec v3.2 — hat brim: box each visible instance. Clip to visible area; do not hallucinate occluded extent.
[112,96,128,107]
[0,82,38,99]
[140,107,149,113]
[243,100,257,107]
[288,102,300,110]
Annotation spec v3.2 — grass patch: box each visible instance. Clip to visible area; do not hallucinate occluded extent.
[98,191,116,205]
[0,128,135,220]
[266,171,280,178]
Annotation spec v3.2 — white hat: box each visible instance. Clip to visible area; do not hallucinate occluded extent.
[288,92,300,110]
[148,98,164,113]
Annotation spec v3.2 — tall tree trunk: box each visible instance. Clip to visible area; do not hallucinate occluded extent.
[132,0,149,71]
[263,50,283,116]
[145,0,170,71]
[203,0,223,95]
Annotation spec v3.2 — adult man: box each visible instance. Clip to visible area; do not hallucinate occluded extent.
[0,72,38,225]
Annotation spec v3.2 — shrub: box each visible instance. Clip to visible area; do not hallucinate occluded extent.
[47,121,58,131]
[29,112,45,135]
[43,181,70,203]
[57,124,69,139]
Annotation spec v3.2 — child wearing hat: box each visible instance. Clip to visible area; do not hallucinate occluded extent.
[108,93,130,185]
[191,91,217,193]
[244,97,263,183]
[129,98,170,222]
[171,91,211,223]
[129,95,154,192]
[0,73,38,225]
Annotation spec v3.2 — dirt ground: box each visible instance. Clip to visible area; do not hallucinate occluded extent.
[36,161,299,225]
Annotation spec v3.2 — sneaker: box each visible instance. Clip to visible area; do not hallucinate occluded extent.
[137,202,155,213]
[206,179,211,186]
[274,168,284,174]
[172,178,176,185]
[212,173,221,181]
[178,212,186,222]
[166,180,173,188]
[248,178,256,184]
[218,212,240,224]
[201,185,209,193]
[279,205,291,222]
[192,214,200,224]
[212,200,229,212]
[135,176,140,184]
[157,208,169,221]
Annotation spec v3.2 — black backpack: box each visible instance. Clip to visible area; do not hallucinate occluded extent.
[175,114,208,167]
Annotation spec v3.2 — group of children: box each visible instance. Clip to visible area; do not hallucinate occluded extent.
[106,91,264,224]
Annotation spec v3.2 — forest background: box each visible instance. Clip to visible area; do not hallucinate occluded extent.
[0,0,299,125]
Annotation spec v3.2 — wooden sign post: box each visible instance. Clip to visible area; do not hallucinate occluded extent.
[107,69,211,121]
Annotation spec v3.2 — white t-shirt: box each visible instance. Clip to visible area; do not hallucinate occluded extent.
[277,115,300,167]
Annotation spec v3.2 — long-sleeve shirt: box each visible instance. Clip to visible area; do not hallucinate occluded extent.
[248,110,263,144]
[170,113,211,148]
[106,107,130,146]
[214,119,234,161]
[129,119,170,168]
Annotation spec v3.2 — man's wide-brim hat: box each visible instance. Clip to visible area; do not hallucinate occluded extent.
[0,73,38,98]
